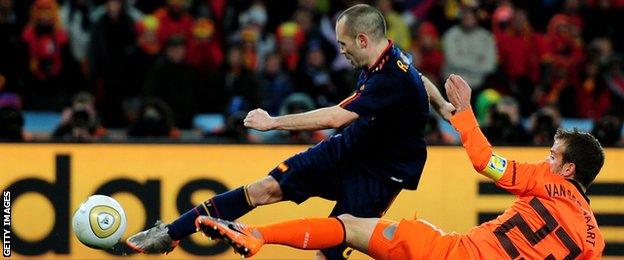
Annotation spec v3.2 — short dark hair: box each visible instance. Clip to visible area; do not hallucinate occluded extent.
[555,129,605,188]
[337,4,386,41]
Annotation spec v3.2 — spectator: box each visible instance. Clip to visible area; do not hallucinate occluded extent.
[143,36,199,128]
[474,88,501,124]
[535,14,585,118]
[236,0,272,70]
[442,7,496,89]
[89,0,137,127]
[411,22,444,85]
[592,115,623,146]
[604,57,624,117]
[542,14,584,88]
[0,106,23,141]
[482,97,531,144]
[495,8,544,116]
[576,62,611,119]
[295,41,337,107]
[21,0,74,110]
[52,92,106,142]
[214,44,260,115]
[186,18,223,73]
[0,0,21,78]
[376,0,411,50]
[0,73,25,141]
[560,0,583,37]
[129,15,160,89]
[238,25,261,71]
[495,8,543,84]
[259,52,293,115]
[293,7,337,71]
[528,106,561,145]
[588,37,616,66]
[60,0,92,65]
[275,21,305,73]
[490,3,512,37]
[583,0,624,54]
[127,98,179,138]
[89,0,142,22]
[154,0,193,45]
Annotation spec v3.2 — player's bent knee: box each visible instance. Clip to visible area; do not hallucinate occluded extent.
[337,213,355,222]
[247,176,283,206]
[382,224,397,240]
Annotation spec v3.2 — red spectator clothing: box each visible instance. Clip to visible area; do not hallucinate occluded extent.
[154,8,193,44]
[537,78,570,107]
[414,22,443,79]
[282,52,299,73]
[496,29,544,83]
[21,26,68,80]
[186,39,223,72]
[575,78,611,119]
[543,15,585,81]
[418,49,444,80]
[207,0,227,23]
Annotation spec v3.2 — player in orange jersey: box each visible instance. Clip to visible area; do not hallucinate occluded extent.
[195,74,605,259]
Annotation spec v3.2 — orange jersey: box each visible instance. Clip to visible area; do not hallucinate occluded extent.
[450,109,605,259]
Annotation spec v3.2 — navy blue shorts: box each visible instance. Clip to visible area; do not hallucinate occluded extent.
[268,141,401,215]
[268,142,402,259]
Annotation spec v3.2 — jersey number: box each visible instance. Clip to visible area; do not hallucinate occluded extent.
[493,198,581,259]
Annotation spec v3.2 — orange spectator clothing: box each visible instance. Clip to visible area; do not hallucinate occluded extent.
[373,109,604,259]
[452,108,604,259]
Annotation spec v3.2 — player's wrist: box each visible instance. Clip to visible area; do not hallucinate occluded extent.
[267,117,278,130]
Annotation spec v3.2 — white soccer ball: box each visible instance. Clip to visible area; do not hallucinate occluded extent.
[72,195,127,249]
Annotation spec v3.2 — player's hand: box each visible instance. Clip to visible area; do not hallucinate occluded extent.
[444,74,472,113]
[244,109,275,131]
[437,102,456,121]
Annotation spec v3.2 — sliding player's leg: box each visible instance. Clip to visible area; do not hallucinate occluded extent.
[194,214,381,258]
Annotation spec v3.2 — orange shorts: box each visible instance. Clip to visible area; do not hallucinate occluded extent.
[368,219,470,260]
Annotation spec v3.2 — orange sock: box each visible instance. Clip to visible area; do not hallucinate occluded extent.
[255,218,345,249]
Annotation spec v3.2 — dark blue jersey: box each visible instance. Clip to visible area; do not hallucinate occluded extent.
[335,41,430,190]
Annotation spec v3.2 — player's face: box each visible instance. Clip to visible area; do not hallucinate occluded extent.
[336,19,365,69]
[548,139,566,174]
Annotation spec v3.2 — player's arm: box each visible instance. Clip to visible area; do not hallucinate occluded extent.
[445,75,543,194]
[244,106,358,131]
[422,75,455,121]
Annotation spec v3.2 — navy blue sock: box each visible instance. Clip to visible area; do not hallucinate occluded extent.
[166,186,255,240]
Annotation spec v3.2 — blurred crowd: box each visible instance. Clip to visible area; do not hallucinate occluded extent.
[0,0,623,145]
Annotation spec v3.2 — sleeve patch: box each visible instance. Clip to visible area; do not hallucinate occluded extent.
[481,153,507,181]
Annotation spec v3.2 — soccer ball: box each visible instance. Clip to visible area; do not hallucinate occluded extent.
[72,195,127,249]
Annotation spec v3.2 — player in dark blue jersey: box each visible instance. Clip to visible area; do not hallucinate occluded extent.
[127,4,455,259]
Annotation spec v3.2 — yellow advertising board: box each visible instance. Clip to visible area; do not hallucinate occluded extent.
[2,145,623,259]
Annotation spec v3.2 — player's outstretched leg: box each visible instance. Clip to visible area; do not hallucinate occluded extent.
[127,176,282,254]
[125,220,179,254]
[195,216,265,257]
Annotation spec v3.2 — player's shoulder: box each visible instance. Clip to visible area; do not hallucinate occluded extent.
[385,47,420,75]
